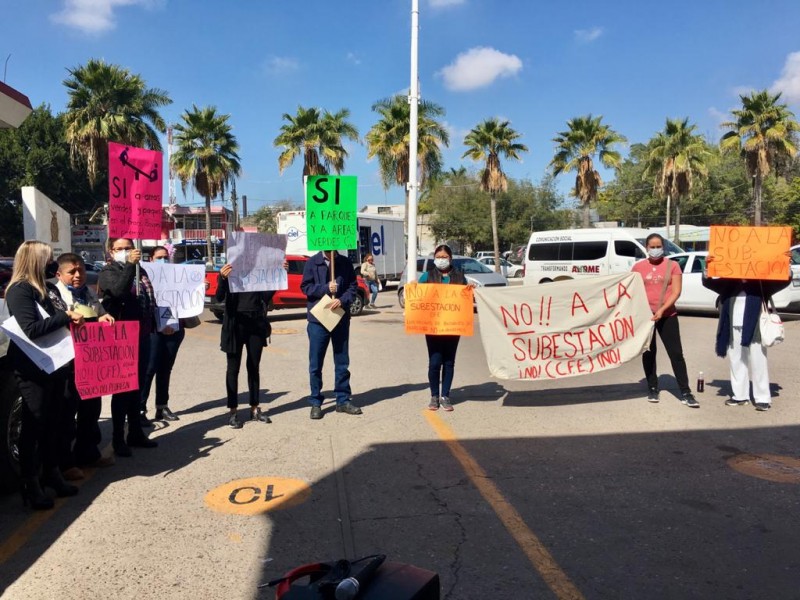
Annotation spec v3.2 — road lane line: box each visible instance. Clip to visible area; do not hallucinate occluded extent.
[424,411,585,600]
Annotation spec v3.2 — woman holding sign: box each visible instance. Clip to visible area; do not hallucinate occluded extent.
[702,254,790,411]
[631,234,698,408]
[5,241,85,509]
[216,263,276,428]
[418,244,475,412]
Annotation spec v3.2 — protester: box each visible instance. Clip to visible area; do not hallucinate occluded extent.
[140,246,184,423]
[54,253,115,475]
[5,241,84,509]
[301,250,362,419]
[418,244,475,412]
[702,254,790,411]
[631,233,698,407]
[216,263,277,428]
[360,253,380,308]
[99,238,158,456]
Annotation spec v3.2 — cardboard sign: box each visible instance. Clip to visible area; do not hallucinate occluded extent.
[474,272,654,381]
[707,226,792,281]
[108,141,163,239]
[404,283,474,336]
[71,321,139,399]
[141,263,206,318]
[304,176,358,250]
[226,231,289,293]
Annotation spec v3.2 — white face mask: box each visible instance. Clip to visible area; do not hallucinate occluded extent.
[434,257,450,271]
[113,250,129,264]
[648,248,664,260]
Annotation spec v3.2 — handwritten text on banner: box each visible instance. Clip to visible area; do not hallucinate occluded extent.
[108,142,163,240]
[72,321,140,399]
[404,283,474,336]
[226,232,288,293]
[707,226,791,281]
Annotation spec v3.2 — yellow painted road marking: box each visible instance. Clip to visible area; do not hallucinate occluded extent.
[424,411,585,600]
[204,477,311,515]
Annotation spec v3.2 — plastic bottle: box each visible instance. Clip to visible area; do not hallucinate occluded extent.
[697,371,704,393]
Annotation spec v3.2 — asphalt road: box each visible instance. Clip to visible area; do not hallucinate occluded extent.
[1,287,799,600]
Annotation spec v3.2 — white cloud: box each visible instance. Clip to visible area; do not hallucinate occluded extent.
[264,56,300,75]
[50,0,153,34]
[730,85,755,98]
[442,120,471,143]
[428,0,466,7]
[574,27,604,43]
[346,52,362,66]
[438,47,523,92]
[772,51,800,104]
[707,106,729,124]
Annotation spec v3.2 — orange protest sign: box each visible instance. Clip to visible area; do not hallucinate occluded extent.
[707,226,791,281]
[404,282,474,336]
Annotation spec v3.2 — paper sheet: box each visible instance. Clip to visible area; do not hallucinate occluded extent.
[310,295,345,332]
[0,305,74,373]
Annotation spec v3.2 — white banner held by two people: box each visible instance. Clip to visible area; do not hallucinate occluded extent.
[474,272,655,381]
[226,232,289,293]
[141,263,206,329]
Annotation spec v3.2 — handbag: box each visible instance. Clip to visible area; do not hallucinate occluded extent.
[759,297,784,347]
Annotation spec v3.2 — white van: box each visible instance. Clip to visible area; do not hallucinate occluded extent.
[524,228,683,284]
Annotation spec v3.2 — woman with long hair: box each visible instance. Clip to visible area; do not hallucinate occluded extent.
[5,240,85,509]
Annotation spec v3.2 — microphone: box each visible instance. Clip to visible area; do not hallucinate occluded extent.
[334,554,386,600]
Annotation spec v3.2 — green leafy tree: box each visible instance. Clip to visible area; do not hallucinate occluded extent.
[63,59,171,187]
[274,106,359,177]
[462,118,528,271]
[720,90,799,225]
[172,105,241,262]
[642,118,711,243]
[366,95,449,233]
[243,199,302,233]
[550,114,626,228]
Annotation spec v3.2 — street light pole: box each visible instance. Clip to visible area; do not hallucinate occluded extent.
[406,0,420,285]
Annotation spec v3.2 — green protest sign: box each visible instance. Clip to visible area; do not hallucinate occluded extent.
[304,175,358,250]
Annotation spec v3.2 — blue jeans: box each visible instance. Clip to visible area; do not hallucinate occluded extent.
[368,281,379,305]
[307,319,351,406]
[141,328,186,411]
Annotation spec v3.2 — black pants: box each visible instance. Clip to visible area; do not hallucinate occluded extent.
[64,374,103,466]
[111,328,151,443]
[226,317,264,409]
[643,315,690,393]
[15,365,69,478]
[425,335,460,398]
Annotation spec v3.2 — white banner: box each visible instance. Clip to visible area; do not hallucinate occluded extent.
[141,263,205,318]
[1,305,74,373]
[226,231,288,293]
[474,272,654,381]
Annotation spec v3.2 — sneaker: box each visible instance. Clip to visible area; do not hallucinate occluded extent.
[228,412,242,429]
[647,388,660,403]
[681,392,700,408]
[156,407,179,422]
[335,402,363,415]
[439,396,454,412]
[725,398,748,407]
[754,402,771,411]
[310,406,323,420]
[428,396,439,411]
[250,407,272,423]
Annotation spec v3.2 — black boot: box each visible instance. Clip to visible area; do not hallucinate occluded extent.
[41,467,79,497]
[21,477,54,510]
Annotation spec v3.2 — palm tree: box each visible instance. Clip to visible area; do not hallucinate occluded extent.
[462,118,528,271]
[643,118,711,244]
[550,114,626,228]
[171,105,241,262]
[720,90,799,225]
[365,95,449,232]
[274,106,359,178]
[63,58,172,187]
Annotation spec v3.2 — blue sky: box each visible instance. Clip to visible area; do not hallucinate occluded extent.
[3,0,800,212]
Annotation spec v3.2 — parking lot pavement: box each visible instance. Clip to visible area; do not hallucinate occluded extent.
[1,296,800,599]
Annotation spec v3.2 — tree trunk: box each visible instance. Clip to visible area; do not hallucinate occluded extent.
[665,193,671,235]
[582,203,590,228]
[673,196,681,247]
[490,193,501,273]
[753,172,763,226]
[205,191,213,266]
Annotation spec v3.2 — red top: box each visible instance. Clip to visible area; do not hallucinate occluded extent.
[631,258,680,317]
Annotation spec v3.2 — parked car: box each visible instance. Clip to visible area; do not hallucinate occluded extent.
[0,302,22,492]
[205,254,370,320]
[669,251,800,314]
[791,244,800,288]
[478,256,524,278]
[397,256,509,308]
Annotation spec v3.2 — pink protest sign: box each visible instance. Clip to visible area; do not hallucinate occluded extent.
[71,321,140,399]
[108,141,163,239]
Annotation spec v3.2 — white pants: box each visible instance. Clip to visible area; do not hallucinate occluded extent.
[727,326,770,403]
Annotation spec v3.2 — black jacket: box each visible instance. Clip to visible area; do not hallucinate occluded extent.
[300,252,357,325]
[215,273,275,354]
[98,261,155,335]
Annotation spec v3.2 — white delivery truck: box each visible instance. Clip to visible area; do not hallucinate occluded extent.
[523,228,683,284]
[276,210,406,283]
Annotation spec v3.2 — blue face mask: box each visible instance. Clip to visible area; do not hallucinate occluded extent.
[154,258,167,263]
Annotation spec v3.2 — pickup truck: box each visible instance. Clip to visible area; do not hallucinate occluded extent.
[204,255,370,320]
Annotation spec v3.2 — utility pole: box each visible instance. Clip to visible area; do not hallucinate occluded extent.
[230,180,239,230]
[406,0,420,285]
